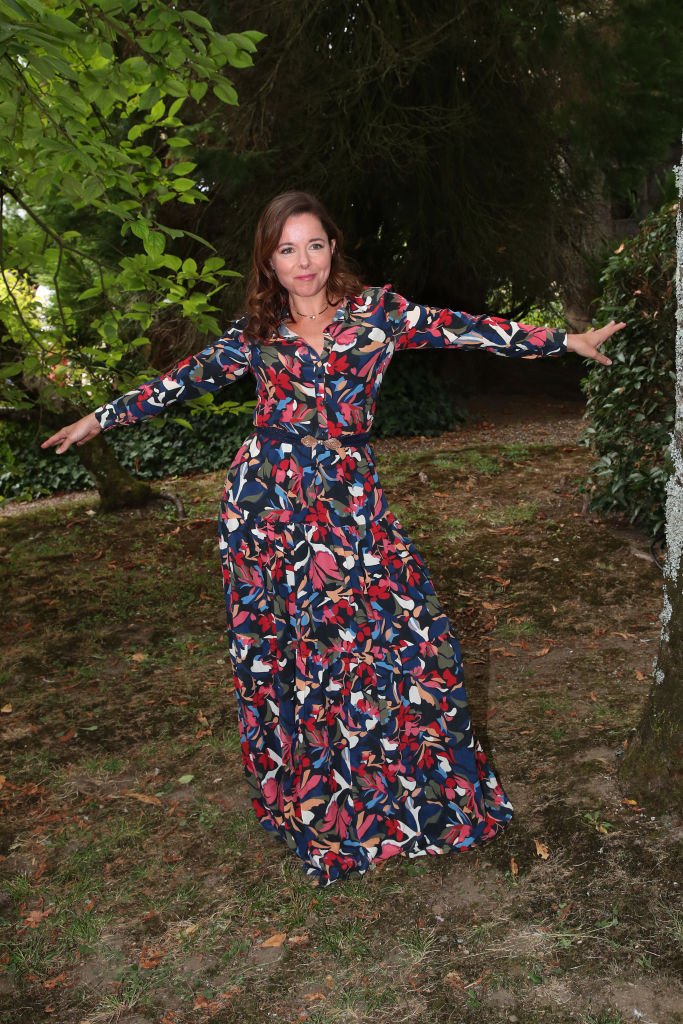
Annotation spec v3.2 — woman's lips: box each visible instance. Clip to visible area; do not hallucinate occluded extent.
[295,274,315,280]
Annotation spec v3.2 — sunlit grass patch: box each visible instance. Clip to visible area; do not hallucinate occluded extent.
[316,919,373,959]
[492,618,542,640]
[486,501,539,526]
[433,449,502,475]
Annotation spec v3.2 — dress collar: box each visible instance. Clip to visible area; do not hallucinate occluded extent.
[277,294,351,339]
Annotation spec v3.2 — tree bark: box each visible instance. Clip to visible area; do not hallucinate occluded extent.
[74,430,154,512]
[50,400,155,512]
[619,139,683,812]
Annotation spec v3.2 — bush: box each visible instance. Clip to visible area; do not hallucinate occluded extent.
[579,202,677,540]
[0,351,464,503]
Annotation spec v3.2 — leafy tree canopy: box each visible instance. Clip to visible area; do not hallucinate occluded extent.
[0,0,263,419]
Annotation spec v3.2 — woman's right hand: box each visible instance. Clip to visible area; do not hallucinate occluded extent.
[41,412,102,455]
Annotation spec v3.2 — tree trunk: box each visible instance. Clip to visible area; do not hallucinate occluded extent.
[619,141,683,812]
[52,400,155,512]
[75,431,154,512]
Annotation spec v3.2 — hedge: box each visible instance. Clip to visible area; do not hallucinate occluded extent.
[579,201,677,540]
[1,349,464,503]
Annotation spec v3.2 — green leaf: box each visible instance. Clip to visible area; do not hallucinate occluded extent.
[181,10,213,31]
[171,178,196,192]
[143,231,165,258]
[212,79,238,105]
[164,77,188,99]
[149,98,165,121]
[203,256,225,273]
[228,31,260,54]
[190,81,207,102]
[171,161,197,175]
[160,254,182,271]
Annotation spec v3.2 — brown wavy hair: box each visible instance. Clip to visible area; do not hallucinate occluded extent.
[244,191,364,342]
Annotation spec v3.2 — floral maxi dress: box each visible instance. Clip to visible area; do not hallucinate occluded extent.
[94,284,568,887]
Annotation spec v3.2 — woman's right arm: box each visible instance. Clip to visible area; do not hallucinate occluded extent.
[42,321,251,454]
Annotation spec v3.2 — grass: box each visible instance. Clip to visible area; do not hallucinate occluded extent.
[1,422,681,1024]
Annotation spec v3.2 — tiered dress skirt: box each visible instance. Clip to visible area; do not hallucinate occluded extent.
[217,430,512,887]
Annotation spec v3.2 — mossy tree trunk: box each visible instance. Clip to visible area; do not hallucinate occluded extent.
[74,432,154,512]
[54,401,155,512]
[620,141,683,811]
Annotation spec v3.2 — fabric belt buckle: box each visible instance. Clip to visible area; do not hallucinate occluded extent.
[302,434,343,452]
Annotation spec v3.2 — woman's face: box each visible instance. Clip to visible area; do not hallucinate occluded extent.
[270,212,336,302]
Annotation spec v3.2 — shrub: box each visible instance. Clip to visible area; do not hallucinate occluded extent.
[0,351,464,503]
[579,202,677,540]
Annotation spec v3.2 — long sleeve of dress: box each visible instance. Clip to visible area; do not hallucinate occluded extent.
[93,321,251,431]
[382,287,568,358]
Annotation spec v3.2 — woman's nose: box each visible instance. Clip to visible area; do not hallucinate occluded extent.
[299,250,311,267]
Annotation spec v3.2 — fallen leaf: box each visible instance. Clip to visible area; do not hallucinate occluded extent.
[0,776,6,790]
[58,727,76,743]
[534,838,550,860]
[464,970,491,990]
[444,970,465,989]
[533,646,551,657]
[483,574,510,587]
[177,774,194,785]
[287,932,310,946]
[131,652,148,662]
[559,903,572,921]
[589,691,597,702]
[258,931,287,948]
[489,646,516,657]
[139,946,166,969]
[22,907,54,928]
[124,791,163,807]
[195,709,212,739]
[43,972,69,989]
[635,670,646,681]
[1,703,12,714]
[510,856,519,878]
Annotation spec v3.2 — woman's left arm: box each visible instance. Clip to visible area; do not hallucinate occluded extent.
[386,288,624,364]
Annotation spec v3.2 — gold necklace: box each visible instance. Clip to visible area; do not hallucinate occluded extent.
[292,300,329,321]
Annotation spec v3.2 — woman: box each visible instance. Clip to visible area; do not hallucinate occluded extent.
[42,191,624,887]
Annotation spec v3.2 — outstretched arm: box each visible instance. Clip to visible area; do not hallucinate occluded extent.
[384,288,622,363]
[42,322,251,454]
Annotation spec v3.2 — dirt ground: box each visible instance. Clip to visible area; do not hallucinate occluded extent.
[1,393,681,1024]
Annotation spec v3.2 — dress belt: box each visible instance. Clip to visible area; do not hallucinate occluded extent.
[253,425,371,451]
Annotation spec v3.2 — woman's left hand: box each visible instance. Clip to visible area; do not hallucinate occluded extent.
[566,321,626,366]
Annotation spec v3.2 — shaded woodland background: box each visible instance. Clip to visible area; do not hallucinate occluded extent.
[1,0,683,519]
